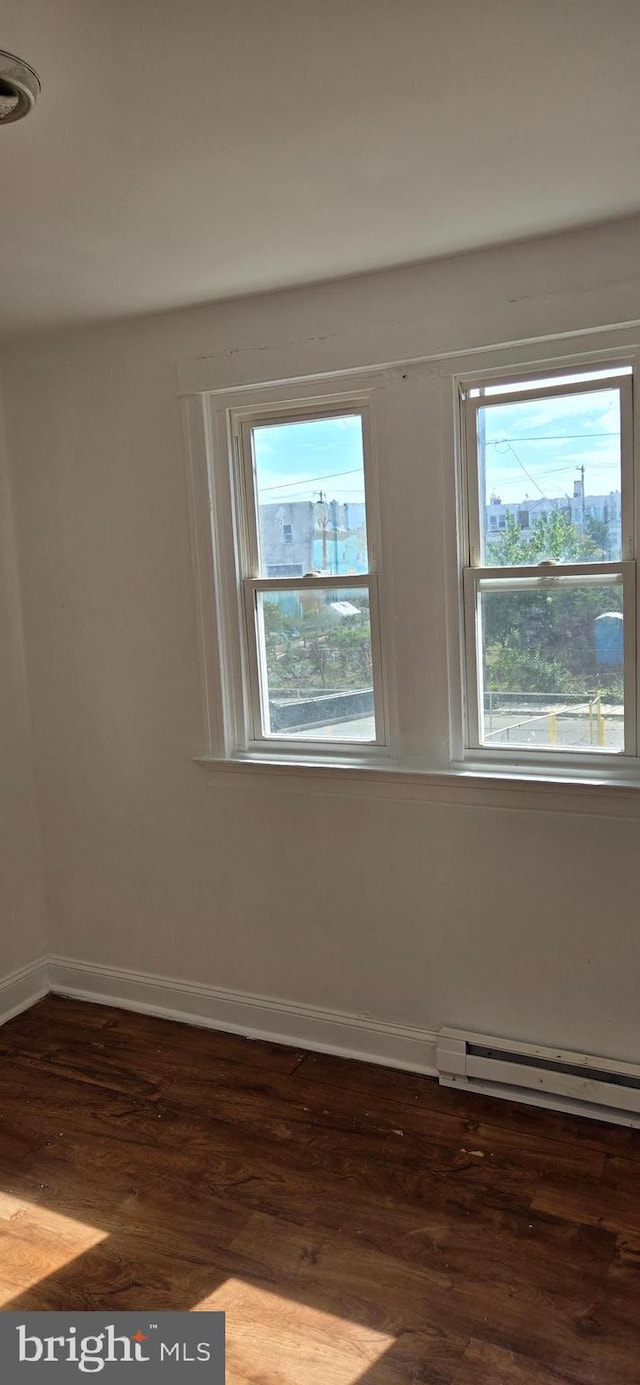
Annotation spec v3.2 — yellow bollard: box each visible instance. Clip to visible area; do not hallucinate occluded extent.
[588,698,594,744]
[549,712,557,745]
[598,694,605,747]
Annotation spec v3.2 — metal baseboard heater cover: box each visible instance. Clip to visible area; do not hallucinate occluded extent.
[436,1028,640,1128]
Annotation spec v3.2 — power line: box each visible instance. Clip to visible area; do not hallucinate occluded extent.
[492,461,618,488]
[260,467,362,493]
[491,457,607,478]
[487,432,618,442]
[499,443,550,501]
[528,463,596,479]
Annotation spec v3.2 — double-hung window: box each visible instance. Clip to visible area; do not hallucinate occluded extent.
[225,394,387,755]
[460,364,635,761]
[186,339,639,783]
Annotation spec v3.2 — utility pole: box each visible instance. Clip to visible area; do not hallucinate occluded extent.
[315,490,329,572]
[331,499,339,575]
[577,465,585,533]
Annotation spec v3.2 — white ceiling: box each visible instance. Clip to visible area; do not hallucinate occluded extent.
[2,0,640,341]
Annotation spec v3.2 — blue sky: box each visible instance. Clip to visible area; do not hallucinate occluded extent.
[253,414,366,508]
[251,387,622,515]
[482,387,621,507]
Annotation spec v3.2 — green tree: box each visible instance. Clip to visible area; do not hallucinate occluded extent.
[484,512,622,701]
[263,597,372,693]
[488,509,598,567]
[586,514,609,559]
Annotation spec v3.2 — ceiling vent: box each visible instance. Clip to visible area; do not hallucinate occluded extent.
[0,50,40,125]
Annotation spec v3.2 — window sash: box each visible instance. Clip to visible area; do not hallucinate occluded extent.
[229,397,387,752]
[241,574,386,747]
[463,372,634,569]
[462,561,637,756]
[236,402,375,582]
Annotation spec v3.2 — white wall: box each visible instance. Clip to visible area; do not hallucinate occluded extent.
[3,217,640,1060]
[0,392,46,981]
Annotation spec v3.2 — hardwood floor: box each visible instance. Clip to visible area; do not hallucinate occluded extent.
[0,996,638,1383]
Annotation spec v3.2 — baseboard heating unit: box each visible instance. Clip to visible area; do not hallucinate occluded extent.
[436,1028,640,1128]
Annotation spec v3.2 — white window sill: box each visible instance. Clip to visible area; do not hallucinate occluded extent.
[193,752,640,816]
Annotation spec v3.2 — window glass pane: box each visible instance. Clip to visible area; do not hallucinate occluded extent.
[477,388,622,564]
[479,583,624,751]
[257,586,375,741]
[251,415,368,578]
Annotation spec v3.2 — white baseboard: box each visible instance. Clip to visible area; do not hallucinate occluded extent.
[0,958,49,1026]
[48,955,438,1075]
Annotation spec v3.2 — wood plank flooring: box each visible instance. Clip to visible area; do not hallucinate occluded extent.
[0,995,638,1383]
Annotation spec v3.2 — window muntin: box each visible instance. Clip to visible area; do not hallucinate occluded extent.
[233,401,385,750]
[462,366,635,759]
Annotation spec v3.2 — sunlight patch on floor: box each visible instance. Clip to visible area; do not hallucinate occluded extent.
[196,1277,395,1385]
[0,1191,107,1306]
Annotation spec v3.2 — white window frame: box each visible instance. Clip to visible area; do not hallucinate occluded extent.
[458,362,637,769]
[182,326,640,792]
[196,375,393,764]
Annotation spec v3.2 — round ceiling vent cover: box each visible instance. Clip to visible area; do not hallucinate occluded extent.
[0,49,40,124]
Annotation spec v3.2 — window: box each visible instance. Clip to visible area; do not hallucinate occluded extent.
[461,365,635,758]
[223,395,387,753]
[185,335,640,785]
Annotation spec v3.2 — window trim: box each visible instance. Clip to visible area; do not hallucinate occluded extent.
[181,327,640,793]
